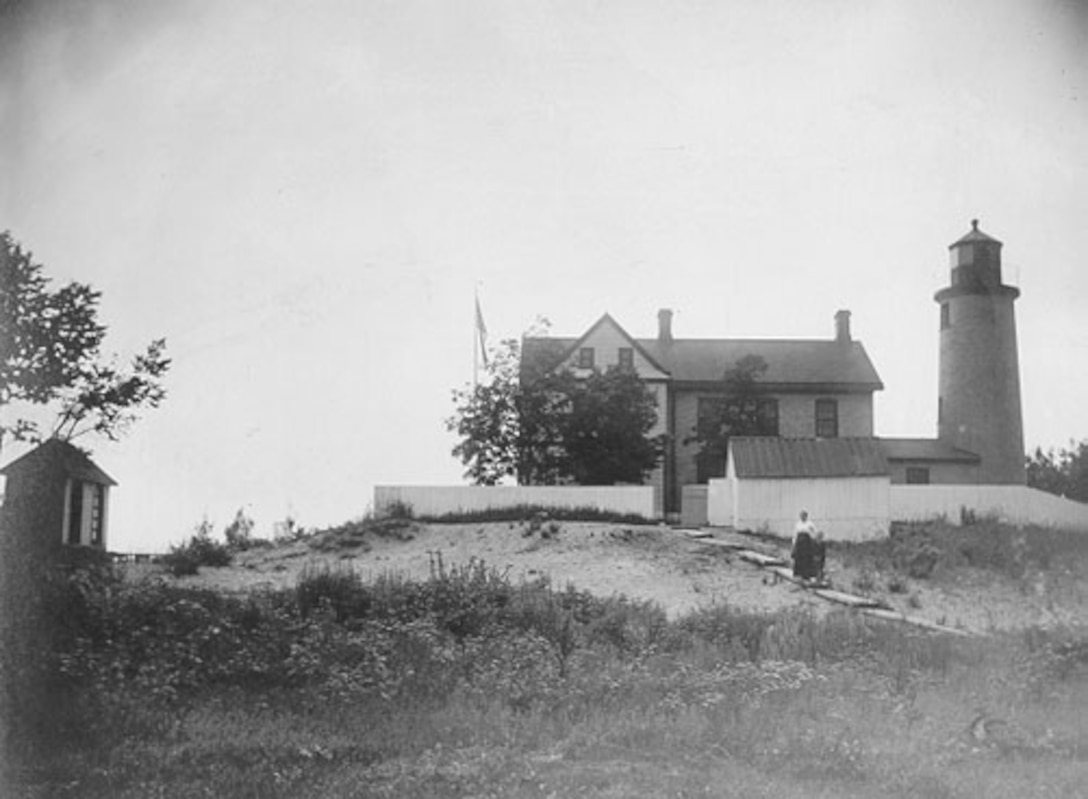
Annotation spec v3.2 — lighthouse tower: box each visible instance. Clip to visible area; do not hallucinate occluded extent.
[935,220,1025,484]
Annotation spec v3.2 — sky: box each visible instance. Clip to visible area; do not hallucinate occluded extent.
[1,0,1086,552]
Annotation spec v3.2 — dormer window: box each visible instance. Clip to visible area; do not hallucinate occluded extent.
[577,347,595,369]
[617,347,634,369]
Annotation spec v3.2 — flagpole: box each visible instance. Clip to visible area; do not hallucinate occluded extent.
[473,288,479,390]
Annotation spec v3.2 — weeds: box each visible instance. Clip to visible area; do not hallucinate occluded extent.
[417,504,654,525]
[7,521,1088,798]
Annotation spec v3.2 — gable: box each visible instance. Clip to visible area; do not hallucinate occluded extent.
[523,313,669,381]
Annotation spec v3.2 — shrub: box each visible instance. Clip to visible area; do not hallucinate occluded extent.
[851,569,876,595]
[887,576,908,594]
[418,504,654,525]
[296,563,368,620]
[223,508,256,551]
[161,527,233,576]
[383,499,415,520]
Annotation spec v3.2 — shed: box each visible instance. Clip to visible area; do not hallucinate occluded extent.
[0,439,117,554]
[708,437,890,541]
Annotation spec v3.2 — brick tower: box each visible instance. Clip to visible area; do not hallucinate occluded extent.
[935,220,1025,484]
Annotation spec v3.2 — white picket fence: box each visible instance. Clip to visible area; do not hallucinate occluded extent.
[373,485,656,519]
[890,484,1088,530]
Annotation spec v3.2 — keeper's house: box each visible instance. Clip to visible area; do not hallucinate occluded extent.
[521,308,884,520]
[521,221,1025,528]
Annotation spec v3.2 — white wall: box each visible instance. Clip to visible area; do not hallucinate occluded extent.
[374,485,656,519]
[891,485,1088,531]
[708,475,890,541]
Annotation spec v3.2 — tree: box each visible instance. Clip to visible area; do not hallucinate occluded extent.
[447,333,663,486]
[1026,440,1088,502]
[686,354,772,481]
[0,232,170,452]
[559,366,663,485]
[446,337,525,485]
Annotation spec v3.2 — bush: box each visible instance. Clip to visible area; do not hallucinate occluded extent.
[161,528,233,576]
[223,508,256,551]
[418,504,654,525]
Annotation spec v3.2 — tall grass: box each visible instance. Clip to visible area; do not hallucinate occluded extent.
[4,551,1088,798]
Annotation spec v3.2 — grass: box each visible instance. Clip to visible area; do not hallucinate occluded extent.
[4,520,1088,798]
[832,518,1088,586]
[413,504,655,526]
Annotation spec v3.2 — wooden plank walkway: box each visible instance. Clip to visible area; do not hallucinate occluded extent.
[813,588,881,609]
[737,550,787,568]
[684,529,975,636]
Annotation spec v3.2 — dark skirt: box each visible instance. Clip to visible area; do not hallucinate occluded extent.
[792,532,815,579]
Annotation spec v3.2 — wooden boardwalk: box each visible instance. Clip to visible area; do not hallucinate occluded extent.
[688,529,974,636]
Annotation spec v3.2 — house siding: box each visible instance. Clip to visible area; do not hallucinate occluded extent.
[672,389,876,489]
[778,393,873,438]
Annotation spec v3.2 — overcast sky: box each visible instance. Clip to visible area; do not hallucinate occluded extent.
[2,0,1086,552]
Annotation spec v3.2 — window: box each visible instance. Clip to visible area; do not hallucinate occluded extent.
[577,347,594,369]
[90,484,105,546]
[815,399,838,438]
[68,480,84,545]
[694,396,778,483]
[617,347,634,369]
[757,398,779,437]
[940,302,950,330]
[906,467,930,485]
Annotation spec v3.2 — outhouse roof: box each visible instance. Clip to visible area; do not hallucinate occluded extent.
[729,437,890,479]
[0,439,117,486]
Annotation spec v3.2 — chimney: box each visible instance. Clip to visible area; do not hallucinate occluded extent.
[658,308,673,344]
[835,310,851,342]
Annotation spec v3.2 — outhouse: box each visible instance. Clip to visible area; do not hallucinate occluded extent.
[0,439,117,554]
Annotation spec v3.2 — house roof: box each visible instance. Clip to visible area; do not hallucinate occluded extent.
[879,437,980,463]
[522,333,883,390]
[0,439,117,486]
[729,437,890,479]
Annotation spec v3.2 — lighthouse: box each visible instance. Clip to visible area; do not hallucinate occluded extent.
[935,220,1025,484]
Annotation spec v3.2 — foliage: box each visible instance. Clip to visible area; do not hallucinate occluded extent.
[415,504,654,525]
[686,354,772,480]
[7,547,1088,798]
[160,518,234,576]
[447,337,527,485]
[558,366,664,485]
[448,330,663,486]
[1026,439,1088,502]
[834,520,1088,585]
[223,508,256,551]
[0,231,170,450]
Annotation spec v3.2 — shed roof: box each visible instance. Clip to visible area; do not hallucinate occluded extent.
[729,437,890,479]
[522,335,883,389]
[0,439,117,486]
[879,437,980,463]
